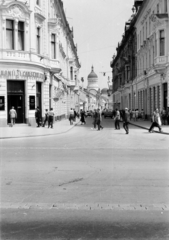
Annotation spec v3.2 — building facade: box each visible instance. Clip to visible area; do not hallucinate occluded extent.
[135,0,169,117]
[110,0,169,117]
[0,0,80,126]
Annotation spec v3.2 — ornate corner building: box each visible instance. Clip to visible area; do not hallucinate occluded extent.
[110,0,169,117]
[0,0,81,126]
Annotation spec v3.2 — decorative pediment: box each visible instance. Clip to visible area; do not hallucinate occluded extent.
[48,18,61,33]
[34,6,45,26]
[0,2,31,20]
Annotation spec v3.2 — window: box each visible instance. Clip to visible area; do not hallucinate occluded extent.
[160,30,165,56]
[155,33,157,57]
[149,17,151,35]
[6,20,14,50]
[36,27,40,54]
[164,0,168,13]
[157,3,159,13]
[36,0,40,6]
[70,67,73,80]
[51,34,56,59]
[18,21,24,51]
[146,22,147,39]
[143,26,144,41]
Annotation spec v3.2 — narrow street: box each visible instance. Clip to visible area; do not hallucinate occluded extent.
[1,118,169,239]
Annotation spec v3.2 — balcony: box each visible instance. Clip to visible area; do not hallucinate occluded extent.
[50,59,61,74]
[68,80,76,88]
[154,56,167,65]
[0,49,30,61]
[124,81,132,89]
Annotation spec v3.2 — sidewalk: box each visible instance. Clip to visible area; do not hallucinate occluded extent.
[0,119,79,139]
[129,119,169,135]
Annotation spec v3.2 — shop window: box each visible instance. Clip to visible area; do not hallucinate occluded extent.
[18,21,24,51]
[164,0,168,13]
[36,27,41,54]
[160,30,165,56]
[6,20,14,50]
[51,34,56,59]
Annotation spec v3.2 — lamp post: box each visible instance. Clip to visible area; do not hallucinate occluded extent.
[107,76,113,109]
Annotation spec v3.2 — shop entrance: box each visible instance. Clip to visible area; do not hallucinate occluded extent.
[163,83,168,110]
[7,81,25,124]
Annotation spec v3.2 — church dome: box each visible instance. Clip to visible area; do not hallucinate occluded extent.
[87,66,99,90]
[88,66,98,79]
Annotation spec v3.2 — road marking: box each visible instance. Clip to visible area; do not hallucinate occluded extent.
[1,203,169,211]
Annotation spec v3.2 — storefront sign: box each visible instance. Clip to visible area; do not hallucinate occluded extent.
[0,70,45,80]
[0,96,5,111]
[29,96,35,110]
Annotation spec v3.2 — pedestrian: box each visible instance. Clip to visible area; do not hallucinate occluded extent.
[135,109,139,121]
[80,110,86,125]
[9,106,17,127]
[91,109,97,130]
[123,108,130,134]
[132,109,136,121]
[114,108,120,130]
[73,109,77,122]
[48,108,55,128]
[149,108,162,133]
[141,109,145,120]
[161,108,166,125]
[35,107,41,127]
[43,109,48,127]
[96,108,103,131]
[69,108,74,125]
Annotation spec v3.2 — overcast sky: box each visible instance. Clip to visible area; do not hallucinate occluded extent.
[63,0,134,89]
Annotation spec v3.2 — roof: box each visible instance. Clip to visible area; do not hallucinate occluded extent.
[88,66,98,79]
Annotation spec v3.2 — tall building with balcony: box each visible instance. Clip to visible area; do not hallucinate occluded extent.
[110,8,137,110]
[110,0,169,116]
[0,0,80,126]
[135,0,169,117]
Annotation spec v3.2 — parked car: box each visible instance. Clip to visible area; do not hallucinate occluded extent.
[103,110,113,118]
[86,110,93,117]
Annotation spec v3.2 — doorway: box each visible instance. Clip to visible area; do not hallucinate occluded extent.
[163,83,168,110]
[7,81,25,124]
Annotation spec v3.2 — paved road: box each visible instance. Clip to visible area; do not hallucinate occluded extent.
[1,118,169,239]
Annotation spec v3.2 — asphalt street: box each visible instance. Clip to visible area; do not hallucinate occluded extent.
[1,117,169,239]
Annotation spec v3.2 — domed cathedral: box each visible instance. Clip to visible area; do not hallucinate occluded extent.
[87,66,99,94]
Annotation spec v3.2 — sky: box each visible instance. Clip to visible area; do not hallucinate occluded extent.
[62,0,134,89]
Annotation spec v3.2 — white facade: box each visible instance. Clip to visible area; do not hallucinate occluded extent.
[134,0,169,116]
[0,0,80,126]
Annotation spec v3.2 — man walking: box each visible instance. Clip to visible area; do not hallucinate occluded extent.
[9,106,17,127]
[115,108,120,129]
[91,109,97,130]
[123,108,130,134]
[35,107,41,127]
[69,108,74,125]
[48,108,55,128]
[149,108,162,133]
[96,109,103,131]
[43,109,48,127]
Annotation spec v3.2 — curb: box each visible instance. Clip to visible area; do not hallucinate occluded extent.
[0,121,80,140]
[128,121,169,135]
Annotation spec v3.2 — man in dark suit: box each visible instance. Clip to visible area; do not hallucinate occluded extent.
[35,107,41,127]
[123,108,130,134]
